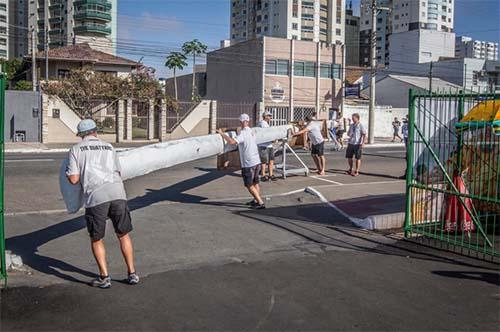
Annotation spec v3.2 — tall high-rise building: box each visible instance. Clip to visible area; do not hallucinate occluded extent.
[344,1,359,66]
[28,0,117,55]
[456,36,498,61]
[391,0,454,34]
[0,0,8,59]
[359,0,392,67]
[230,0,345,45]
[8,0,30,59]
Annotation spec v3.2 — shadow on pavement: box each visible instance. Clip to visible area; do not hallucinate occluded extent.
[431,270,500,286]
[239,204,499,272]
[332,193,405,219]
[6,168,233,283]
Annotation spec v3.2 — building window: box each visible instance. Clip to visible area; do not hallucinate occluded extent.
[293,61,316,77]
[292,0,298,17]
[336,29,341,36]
[292,23,298,30]
[266,59,289,76]
[332,64,341,79]
[320,63,331,78]
[58,69,70,79]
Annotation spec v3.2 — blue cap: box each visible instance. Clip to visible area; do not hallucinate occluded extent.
[76,119,97,136]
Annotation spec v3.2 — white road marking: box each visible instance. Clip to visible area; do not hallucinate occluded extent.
[310,176,344,185]
[5,159,56,163]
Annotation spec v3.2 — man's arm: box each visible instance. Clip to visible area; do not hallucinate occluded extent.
[292,127,310,137]
[66,148,80,185]
[217,129,238,145]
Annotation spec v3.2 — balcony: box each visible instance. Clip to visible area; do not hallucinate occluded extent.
[49,17,62,23]
[74,23,111,35]
[74,10,112,22]
[48,29,62,35]
[73,0,112,10]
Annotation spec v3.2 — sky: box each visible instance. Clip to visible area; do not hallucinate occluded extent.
[116,0,500,78]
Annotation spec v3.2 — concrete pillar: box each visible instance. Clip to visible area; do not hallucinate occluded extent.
[125,99,133,141]
[41,93,49,143]
[147,99,155,140]
[116,100,125,143]
[316,42,321,117]
[158,99,167,141]
[289,39,295,122]
[209,100,217,134]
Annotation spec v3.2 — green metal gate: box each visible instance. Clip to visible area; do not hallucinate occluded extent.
[404,90,499,261]
[0,73,6,284]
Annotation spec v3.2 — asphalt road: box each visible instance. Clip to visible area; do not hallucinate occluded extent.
[4,144,498,331]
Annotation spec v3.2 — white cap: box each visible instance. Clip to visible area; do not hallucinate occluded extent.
[263,111,272,117]
[76,119,97,136]
[239,113,250,122]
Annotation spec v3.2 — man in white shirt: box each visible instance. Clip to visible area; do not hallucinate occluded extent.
[66,119,138,289]
[218,114,265,209]
[345,113,367,177]
[293,116,326,175]
[257,111,276,181]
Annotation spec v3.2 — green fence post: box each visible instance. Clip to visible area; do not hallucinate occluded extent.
[0,73,6,286]
[404,89,416,237]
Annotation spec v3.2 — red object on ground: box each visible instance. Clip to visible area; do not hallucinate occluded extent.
[444,176,475,233]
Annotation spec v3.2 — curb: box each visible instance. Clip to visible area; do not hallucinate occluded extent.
[305,186,405,230]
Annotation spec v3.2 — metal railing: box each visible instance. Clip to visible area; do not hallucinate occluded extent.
[216,102,257,129]
[404,90,499,261]
[0,73,6,285]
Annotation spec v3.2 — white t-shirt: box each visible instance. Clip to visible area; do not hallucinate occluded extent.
[257,120,273,148]
[66,136,127,208]
[306,121,324,145]
[234,127,262,168]
[347,122,367,145]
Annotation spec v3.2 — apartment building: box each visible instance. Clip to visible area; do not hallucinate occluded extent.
[359,0,392,66]
[230,0,345,45]
[344,1,359,66]
[456,36,499,61]
[392,0,454,34]
[207,37,343,123]
[8,0,30,59]
[28,0,117,55]
[0,0,7,59]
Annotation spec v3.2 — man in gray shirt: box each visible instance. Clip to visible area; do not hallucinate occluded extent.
[66,119,139,288]
[345,113,367,177]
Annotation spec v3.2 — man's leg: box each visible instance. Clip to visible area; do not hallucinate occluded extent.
[91,239,108,277]
[261,163,267,177]
[117,233,135,274]
[247,185,264,205]
[348,158,354,173]
[355,159,361,174]
[319,156,326,175]
[268,160,274,177]
[312,154,321,173]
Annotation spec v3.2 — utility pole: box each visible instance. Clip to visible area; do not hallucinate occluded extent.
[367,0,390,144]
[31,28,37,91]
[44,0,49,81]
[428,61,433,94]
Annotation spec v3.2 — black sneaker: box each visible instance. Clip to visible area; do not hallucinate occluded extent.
[246,199,258,206]
[270,175,278,181]
[252,203,266,210]
[91,275,111,289]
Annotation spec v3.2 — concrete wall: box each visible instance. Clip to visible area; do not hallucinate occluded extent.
[165,72,207,101]
[343,104,408,138]
[5,91,41,142]
[362,76,420,108]
[207,38,263,103]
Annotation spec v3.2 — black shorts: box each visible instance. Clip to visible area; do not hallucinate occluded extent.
[259,146,275,164]
[346,144,363,160]
[85,200,133,241]
[242,164,261,187]
[311,142,324,156]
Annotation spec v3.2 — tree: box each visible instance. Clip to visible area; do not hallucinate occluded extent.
[182,39,207,100]
[42,67,171,118]
[13,80,33,91]
[165,51,187,101]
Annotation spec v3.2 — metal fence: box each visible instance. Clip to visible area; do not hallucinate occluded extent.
[404,90,499,261]
[0,74,6,285]
[217,102,256,129]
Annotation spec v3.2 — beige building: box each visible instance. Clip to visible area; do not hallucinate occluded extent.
[207,37,343,124]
